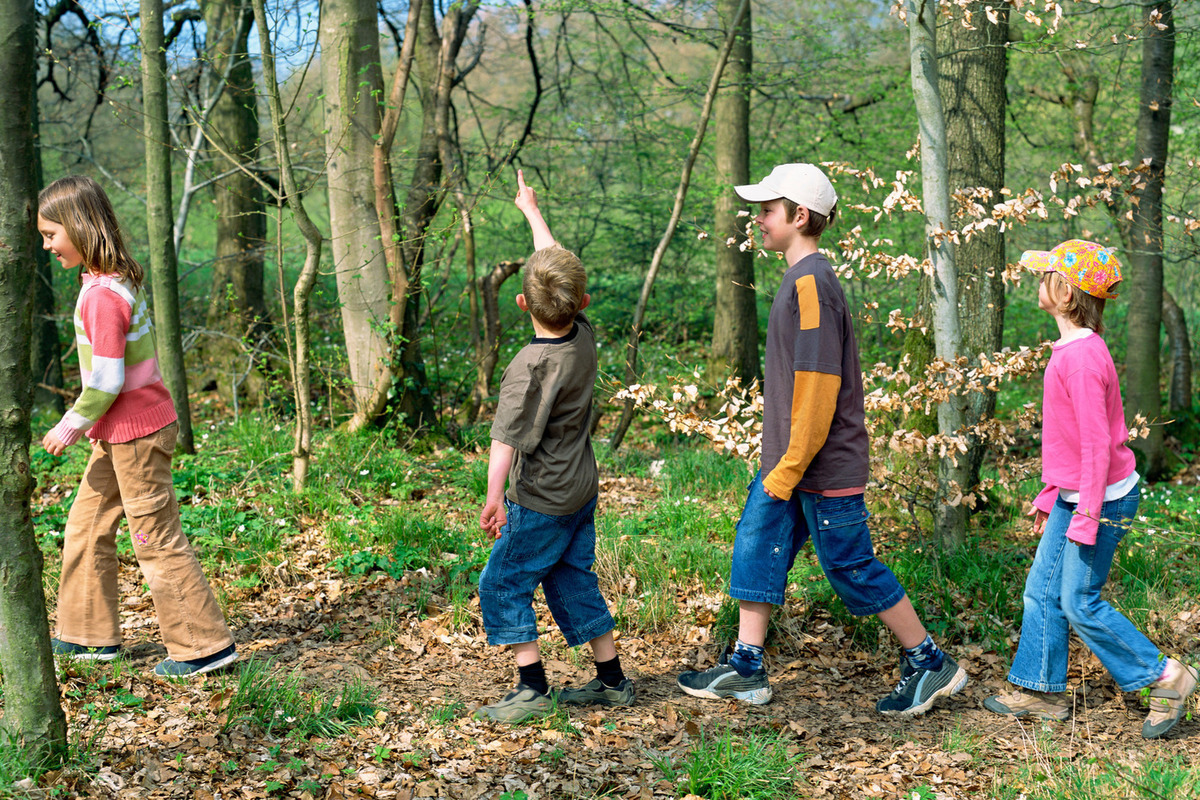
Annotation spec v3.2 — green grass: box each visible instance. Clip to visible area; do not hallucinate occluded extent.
[219,659,379,738]
[652,724,802,800]
[994,750,1200,800]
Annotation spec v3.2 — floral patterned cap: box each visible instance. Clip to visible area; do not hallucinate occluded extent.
[1020,239,1122,300]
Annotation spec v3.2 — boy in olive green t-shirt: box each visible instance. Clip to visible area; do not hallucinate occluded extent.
[475,171,634,724]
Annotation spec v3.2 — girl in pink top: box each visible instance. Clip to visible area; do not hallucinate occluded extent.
[38,176,236,678]
[983,240,1196,738]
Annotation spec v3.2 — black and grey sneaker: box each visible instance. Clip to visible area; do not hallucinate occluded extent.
[677,651,772,705]
[558,677,636,707]
[51,638,120,662]
[474,684,554,724]
[154,643,238,678]
[876,653,968,716]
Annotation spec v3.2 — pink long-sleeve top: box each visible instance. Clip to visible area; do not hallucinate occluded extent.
[51,273,177,447]
[1034,332,1137,545]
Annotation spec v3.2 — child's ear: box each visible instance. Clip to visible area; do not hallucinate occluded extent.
[578,293,591,311]
[793,206,809,229]
[516,293,529,312]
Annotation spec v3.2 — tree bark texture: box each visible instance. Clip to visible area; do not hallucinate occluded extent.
[1162,290,1190,414]
[393,0,480,429]
[0,0,69,761]
[30,99,64,412]
[202,0,269,404]
[252,0,324,489]
[709,0,759,385]
[478,259,523,410]
[320,0,391,417]
[940,0,1007,492]
[608,0,751,452]
[907,0,968,549]
[141,0,194,452]
[1124,0,1174,478]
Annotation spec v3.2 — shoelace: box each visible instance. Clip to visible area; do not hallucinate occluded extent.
[890,668,917,695]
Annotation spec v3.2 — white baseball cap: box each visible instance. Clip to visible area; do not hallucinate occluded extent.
[734,163,838,216]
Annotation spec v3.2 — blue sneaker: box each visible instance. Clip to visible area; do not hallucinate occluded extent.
[677,650,772,705]
[876,654,968,716]
[51,638,120,662]
[154,644,238,678]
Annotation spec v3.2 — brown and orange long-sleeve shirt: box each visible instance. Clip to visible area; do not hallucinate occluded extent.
[760,253,869,500]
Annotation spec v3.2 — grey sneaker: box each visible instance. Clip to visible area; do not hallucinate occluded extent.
[557,677,636,707]
[876,654,968,716]
[51,638,120,662]
[154,644,238,678]
[1142,659,1198,739]
[474,684,553,724]
[983,688,1071,721]
[677,652,772,705]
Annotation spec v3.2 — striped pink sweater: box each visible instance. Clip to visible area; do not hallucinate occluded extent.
[51,274,177,446]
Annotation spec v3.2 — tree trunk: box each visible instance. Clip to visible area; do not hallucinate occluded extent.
[393,0,481,430]
[940,0,1007,494]
[251,0,323,489]
[201,0,269,405]
[475,259,523,415]
[709,0,758,385]
[30,96,64,413]
[320,0,391,420]
[0,0,68,762]
[907,0,967,550]
[1124,0,1173,478]
[141,0,194,453]
[1163,290,1190,414]
[608,0,751,452]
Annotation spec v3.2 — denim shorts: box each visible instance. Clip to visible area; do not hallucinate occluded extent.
[478,495,615,647]
[729,471,906,615]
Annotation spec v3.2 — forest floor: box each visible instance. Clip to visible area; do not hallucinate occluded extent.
[19,420,1200,800]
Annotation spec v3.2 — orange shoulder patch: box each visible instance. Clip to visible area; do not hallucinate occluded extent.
[795,274,819,331]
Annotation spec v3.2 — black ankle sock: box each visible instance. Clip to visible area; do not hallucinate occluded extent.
[518,661,548,695]
[595,655,625,688]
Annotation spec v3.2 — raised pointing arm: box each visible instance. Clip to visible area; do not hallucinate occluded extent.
[514,169,558,251]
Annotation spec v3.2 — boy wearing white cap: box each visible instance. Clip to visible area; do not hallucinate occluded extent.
[677,163,968,716]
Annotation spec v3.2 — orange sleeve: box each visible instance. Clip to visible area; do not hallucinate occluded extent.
[762,370,841,500]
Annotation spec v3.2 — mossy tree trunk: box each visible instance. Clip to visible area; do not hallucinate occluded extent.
[710,0,759,385]
[141,0,194,452]
[320,0,390,421]
[201,0,270,405]
[1124,0,1174,478]
[0,0,68,763]
[941,0,1008,494]
[907,0,968,550]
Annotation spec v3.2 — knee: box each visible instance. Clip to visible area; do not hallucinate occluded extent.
[1062,593,1098,628]
[477,563,500,595]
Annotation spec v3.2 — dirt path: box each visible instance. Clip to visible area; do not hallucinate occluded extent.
[52,556,1198,800]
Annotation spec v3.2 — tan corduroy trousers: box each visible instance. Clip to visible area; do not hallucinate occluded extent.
[55,422,234,661]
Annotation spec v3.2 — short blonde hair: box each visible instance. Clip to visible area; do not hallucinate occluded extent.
[523,247,586,330]
[1044,271,1111,334]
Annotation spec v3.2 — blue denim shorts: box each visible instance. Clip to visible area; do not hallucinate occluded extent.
[478,495,615,647]
[729,472,906,615]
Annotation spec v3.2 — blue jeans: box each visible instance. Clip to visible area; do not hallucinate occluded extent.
[478,495,614,647]
[729,472,906,615]
[1008,485,1161,693]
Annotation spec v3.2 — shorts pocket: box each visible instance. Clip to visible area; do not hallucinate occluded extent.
[813,495,870,531]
